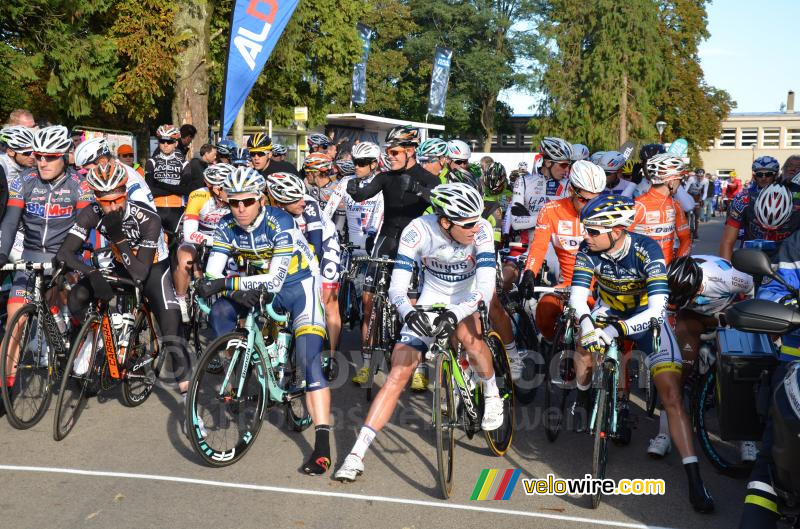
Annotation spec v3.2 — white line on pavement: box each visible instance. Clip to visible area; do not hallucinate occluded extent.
[0,464,676,529]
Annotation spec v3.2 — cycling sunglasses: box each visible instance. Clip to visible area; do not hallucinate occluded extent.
[250,151,270,158]
[228,197,259,208]
[449,217,480,229]
[585,226,612,237]
[386,148,407,157]
[97,194,126,206]
[16,150,34,157]
[452,159,469,166]
[354,158,376,167]
[34,153,63,162]
[570,185,594,203]
[158,139,177,144]
[753,171,776,179]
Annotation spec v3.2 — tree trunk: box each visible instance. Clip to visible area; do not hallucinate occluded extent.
[619,72,628,146]
[481,93,497,152]
[172,0,212,155]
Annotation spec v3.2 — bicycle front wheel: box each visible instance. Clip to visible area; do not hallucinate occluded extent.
[544,349,574,443]
[364,295,384,402]
[484,332,515,456]
[434,352,456,499]
[121,309,159,407]
[0,304,56,429]
[186,331,267,467]
[53,314,102,441]
[591,368,613,509]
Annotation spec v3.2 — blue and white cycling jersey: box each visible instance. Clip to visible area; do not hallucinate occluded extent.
[388,214,495,323]
[686,255,752,316]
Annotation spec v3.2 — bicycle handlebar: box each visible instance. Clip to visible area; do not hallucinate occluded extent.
[195,289,288,323]
[0,262,53,271]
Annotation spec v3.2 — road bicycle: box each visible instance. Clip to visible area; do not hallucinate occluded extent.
[428,301,515,499]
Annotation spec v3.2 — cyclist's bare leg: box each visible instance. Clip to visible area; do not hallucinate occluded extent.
[502,261,518,293]
[306,386,331,427]
[323,286,340,352]
[173,245,195,297]
[489,293,515,347]
[456,313,493,378]
[574,344,593,388]
[364,343,421,432]
[361,292,374,346]
[653,369,695,458]
[4,301,26,381]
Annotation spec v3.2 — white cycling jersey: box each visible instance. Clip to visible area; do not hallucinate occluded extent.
[510,172,569,231]
[606,178,637,197]
[685,255,753,316]
[323,175,383,254]
[0,153,24,183]
[123,165,156,209]
[296,194,341,283]
[389,214,496,323]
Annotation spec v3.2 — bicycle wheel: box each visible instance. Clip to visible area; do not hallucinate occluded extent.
[544,347,574,443]
[53,314,102,441]
[591,368,613,509]
[691,369,750,477]
[121,309,159,407]
[513,309,540,405]
[645,373,658,417]
[434,352,456,499]
[286,397,312,432]
[484,332,515,456]
[186,331,267,467]
[364,296,384,402]
[0,304,54,429]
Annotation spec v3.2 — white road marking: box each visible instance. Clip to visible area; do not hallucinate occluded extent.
[0,464,675,529]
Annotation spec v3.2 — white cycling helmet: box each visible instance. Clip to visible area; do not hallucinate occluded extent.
[87,160,128,193]
[203,163,234,187]
[156,124,180,140]
[570,143,590,161]
[597,151,627,173]
[1,126,35,151]
[589,151,606,165]
[351,141,381,160]
[646,153,685,184]
[446,139,471,161]
[272,144,288,156]
[267,172,306,204]
[754,183,793,229]
[430,182,484,219]
[32,125,72,155]
[223,166,266,196]
[74,137,111,167]
[569,160,607,193]
[539,137,573,161]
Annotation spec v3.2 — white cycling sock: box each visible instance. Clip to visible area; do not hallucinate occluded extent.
[659,410,669,435]
[682,456,698,465]
[576,380,591,392]
[351,426,376,460]
[504,341,520,360]
[482,374,499,397]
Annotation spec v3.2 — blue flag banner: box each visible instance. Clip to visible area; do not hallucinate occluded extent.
[427,46,453,118]
[351,23,374,105]
[221,0,300,137]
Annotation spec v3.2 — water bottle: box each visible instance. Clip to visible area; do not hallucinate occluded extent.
[275,329,292,385]
[458,350,476,392]
[117,314,135,349]
[698,343,713,375]
[50,306,68,334]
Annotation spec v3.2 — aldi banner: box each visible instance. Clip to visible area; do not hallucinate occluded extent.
[351,23,374,105]
[221,0,300,137]
[427,46,454,118]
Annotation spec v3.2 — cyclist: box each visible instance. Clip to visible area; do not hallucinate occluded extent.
[74,137,155,209]
[0,126,92,397]
[570,194,714,513]
[321,143,385,384]
[416,138,450,183]
[272,144,288,162]
[195,167,331,475]
[231,147,250,168]
[629,153,692,265]
[216,139,236,165]
[334,183,501,483]
[55,161,189,392]
[519,160,606,341]
[173,164,233,321]
[145,124,190,240]
[249,132,297,177]
[446,139,471,172]
[307,133,336,158]
[666,255,756,461]
[719,156,779,260]
[266,171,343,354]
[0,126,35,221]
[571,143,590,162]
[483,162,512,245]
[505,137,572,288]
[597,151,636,196]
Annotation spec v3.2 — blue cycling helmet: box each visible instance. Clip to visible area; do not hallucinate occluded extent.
[753,155,779,173]
[231,147,251,167]
[216,139,237,157]
[580,193,636,228]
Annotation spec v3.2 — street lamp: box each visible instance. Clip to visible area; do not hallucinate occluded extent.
[655,121,667,143]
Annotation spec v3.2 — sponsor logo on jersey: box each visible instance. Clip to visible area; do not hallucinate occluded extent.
[557,220,573,234]
[25,202,74,218]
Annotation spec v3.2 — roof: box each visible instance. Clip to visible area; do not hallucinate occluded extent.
[325,113,445,131]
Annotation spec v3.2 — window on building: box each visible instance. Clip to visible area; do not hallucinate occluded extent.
[719,128,736,147]
[502,134,517,146]
[740,128,757,147]
[762,128,780,147]
[491,135,498,146]
[522,134,534,146]
[787,129,800,147]
[717,169,735,178]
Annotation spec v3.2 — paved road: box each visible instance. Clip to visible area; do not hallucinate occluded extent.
[0,216,746,529]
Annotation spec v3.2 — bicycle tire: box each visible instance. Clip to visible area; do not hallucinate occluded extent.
[484,332,515,456]
[646,374,658,417]
[513,309,540,405]
[364,295,384,402]
[53,314,102,441]
[544,347,574,443]
[691,369,751,478]
[591,368,613,509]
[286,397,312,432]
[434,352,456,499]
[186,331,267,467]
[121,309,158,407]
[1,304,54,429]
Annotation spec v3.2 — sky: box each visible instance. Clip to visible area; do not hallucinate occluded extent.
[500,0,800,115]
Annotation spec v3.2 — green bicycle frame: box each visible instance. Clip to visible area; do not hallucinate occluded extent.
[590,341,620,434]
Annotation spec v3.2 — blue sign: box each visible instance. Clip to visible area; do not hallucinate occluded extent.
[427,47,453,118]
[351,23,374,105]
[221,0,300,137]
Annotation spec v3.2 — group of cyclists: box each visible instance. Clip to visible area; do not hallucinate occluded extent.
[1,112,800,527]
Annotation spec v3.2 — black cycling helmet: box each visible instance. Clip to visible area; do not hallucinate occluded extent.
[695,168,706,177]
[639,143,666,163]
[483,162,507,194]
[385,125,420,147]
[667,256,703,308]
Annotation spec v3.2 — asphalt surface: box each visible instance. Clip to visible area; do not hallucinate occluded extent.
[0,215,746,529]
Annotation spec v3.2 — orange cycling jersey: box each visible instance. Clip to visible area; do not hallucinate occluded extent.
[523,197,583,286]
[629,187,691,264]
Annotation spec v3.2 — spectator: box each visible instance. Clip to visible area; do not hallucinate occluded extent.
[117,144,144,176]
[5,109,35,128]
[177,124,197,161]
[712,175,722,216]
[182,143,217,191]
[480,155,494,174]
